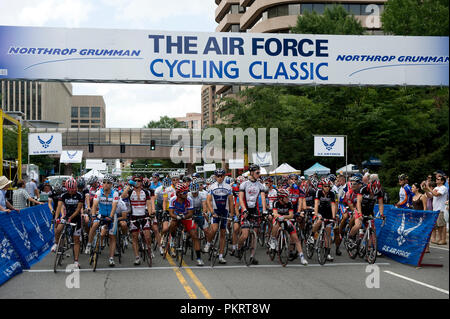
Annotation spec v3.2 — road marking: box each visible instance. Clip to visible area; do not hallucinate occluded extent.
[24,262,390,273]
[166,255,197,299]
[384,270,449,295]
[181,260,212,299]
[430,245,449,251]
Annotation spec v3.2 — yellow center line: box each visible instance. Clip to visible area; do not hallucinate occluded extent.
[182,260,212,299]
[166,255,197,299]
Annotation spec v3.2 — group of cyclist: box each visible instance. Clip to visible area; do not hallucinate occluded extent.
[48,163,385,269]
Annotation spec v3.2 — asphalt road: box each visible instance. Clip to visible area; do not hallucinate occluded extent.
[1,239,448,299]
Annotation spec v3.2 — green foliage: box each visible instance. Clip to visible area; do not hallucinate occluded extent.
[381,0,449,36]
[144,115,185,128]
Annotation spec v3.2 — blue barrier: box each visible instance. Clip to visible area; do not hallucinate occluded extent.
[374,204,439,266]
[0,205,54,286]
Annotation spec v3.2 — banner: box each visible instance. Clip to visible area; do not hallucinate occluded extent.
[374,205,439,266]
[203,164,216,172]
[0,205,54,286]
[28,133,62,155]
[195,166,204,173]
[60,150,83,163]
[229,159,244,170]
[252,152,272,167]
[314,136,344,157]
[0,26,448,86]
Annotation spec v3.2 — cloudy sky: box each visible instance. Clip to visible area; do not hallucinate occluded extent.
[0,0,217,127]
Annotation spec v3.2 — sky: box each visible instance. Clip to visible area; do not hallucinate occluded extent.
[0,0,217,127]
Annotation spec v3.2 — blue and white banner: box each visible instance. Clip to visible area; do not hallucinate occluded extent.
[374,205,439,266]
[314,136,345,157]
[28,133,62,155]
[0,26,448,86]
[0,205,54,286]
[60,150,83,163]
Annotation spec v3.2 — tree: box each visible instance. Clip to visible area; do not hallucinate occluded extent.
[381,0,449,36]
[144,115,185,128]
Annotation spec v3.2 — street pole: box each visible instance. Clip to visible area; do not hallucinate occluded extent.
[345,135,348,180]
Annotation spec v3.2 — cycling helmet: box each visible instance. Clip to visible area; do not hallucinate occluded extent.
[192,173,200,178]
[310,178,319,189]
[88,176,98,185]
[277,189,290,199]
[328,174,337,182]
[152,172,160,178]
[103,174,114,184]
[249,164,260,172]
[65,178,77,192]
[170,171,180,179]
[321,177,332,186]
[182,176,192,183]
[350,175,363,184]
[142,177,151,188]
[352,173,363,180]
[369,180,382,194]
[162,178,172,188]
[236,176,245,184]
[214,168,226,176]
[398,173,408,181]
[175,183,189,194]
[288,173,298,179]
[76,177,86,189]
[53,182,63,195]
[189,183,200,193]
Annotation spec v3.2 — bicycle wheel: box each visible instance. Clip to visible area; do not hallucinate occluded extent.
[317,231,328,265]
[258,220,266,247]
[345,232,359,259]
[210,232,219,267]
[162,233,170,260]
[116,230,122,264]
[366,228,377,264]
[151,231,157,252]
[244,231,256,266]
[91,233,101,272]
[175,231,184,267]
[278,230,290,267]
[53,230,66,273]
[146,240,153,267]
[358,234,367,258]
[305,228,314,259]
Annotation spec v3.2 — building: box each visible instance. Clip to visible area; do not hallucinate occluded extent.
[70,95,106,128]
[0,80,73,128]
[202,0,386,127]
[175,112,202,129]
[0,80,107,128]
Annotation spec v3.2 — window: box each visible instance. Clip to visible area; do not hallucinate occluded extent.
[313,4,325,14]
[301,3,312,14]
[348,4,361,15]
[71,120,78,123]
[230,4,239,14]
[80,119,90,123]
[289,4,300,16]
[80,107,89,117]
[71,106,78,117]
[80,125,89,128]
[91,106,101,118]
[230,24,240,32]
[71,125,78,128]
[91,125,100,128]
[91,119,101,123]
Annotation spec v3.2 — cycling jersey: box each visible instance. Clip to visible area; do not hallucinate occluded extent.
[288,184,303,206]
[273,200,294,216]
[189,192,206,214]
[267,187,278,210]
[150,181,162,192]
[315,189,335,219]
[127,188,151,217]
[239,179,265,209]
[94,188,119,217]
[398,184,413,208]
[343,188,357,207]
[58,192,83,216]
[304,188,317,208]
[154,185,165,210]
[169,196,194,216]
[358,184,383,216]
[88,185,99,206]
[209,181,232,212]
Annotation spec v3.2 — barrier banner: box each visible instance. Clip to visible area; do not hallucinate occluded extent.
[0,227,23,286]
[373,205,439,266]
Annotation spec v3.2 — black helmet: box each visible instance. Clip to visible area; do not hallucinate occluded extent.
[249,164,260,172]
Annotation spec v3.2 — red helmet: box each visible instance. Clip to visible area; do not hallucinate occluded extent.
[369,180,382,194]
[277,189,290,199]
[175,183,189,194]
[65,178,77,192]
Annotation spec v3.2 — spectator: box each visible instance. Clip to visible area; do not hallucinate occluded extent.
[13,180,41,210]
[396,174,413,208]
[421,180,436,211]
[0,176,17,212]
[412,182,429,252]
[424,175,448,245]
[26,179,40,199]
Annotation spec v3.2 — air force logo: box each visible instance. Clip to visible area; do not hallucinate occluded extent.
[67,151,78,159]
[38,135,53,149]
[322,138,336,151]
[397,213,423,246]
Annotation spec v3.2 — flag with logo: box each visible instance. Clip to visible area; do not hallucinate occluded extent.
[314,136,344,157]
[374,205,439,266]
[60,150,83,163]
[28,133,62,155]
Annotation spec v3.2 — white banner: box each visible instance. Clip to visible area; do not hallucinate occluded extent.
[314,136,345,157]
[195,166,204,173]
[60,150,83,163]
[203,164,217,172]
[28,133,62,155]
[86,159,106,170]
[252,152,272,167]
[228,159,244,169]
[0,26,447,86]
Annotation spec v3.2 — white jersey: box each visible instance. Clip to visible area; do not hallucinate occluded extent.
[239,179,265,209]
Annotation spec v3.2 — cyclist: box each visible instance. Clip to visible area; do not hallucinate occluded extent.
[348,177,384,245]
[204,169,234,264]
[155,177,171,255]
[269,189,308,265]
[237,164,267,264]
[168,183,204,266]
[188,182,210,251]
[121,175,154,265]
[84,175,119,267]
[52,178,83,268]
[230,176,244,256]
[310,178,337,262]
[86,176,100,216]
[150,173,162,192]
[396,173,413,208]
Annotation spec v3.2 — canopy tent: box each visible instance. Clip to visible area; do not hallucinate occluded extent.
[82,169,104,180]
[362,156,382,168]
[304,162,330,177]
[336,164,359,175]
[242,167,268,176]
[269,163,301,176]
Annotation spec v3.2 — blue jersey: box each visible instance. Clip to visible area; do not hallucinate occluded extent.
[150,181,162,192]
[398,184,413,208]
[209,181,233,212]
[94,188,119,217]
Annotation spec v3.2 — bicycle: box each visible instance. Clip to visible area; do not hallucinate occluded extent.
[356,215,385,264]
[315,218,335,265]
[303,210,316,259]
[53,219,77,273]
[208,216,232,267]
[239,214,260,266]
[137,216,154,267]
[173,221,187,267]
[258,212,272,248]
[268,218,291,267]
[89,216,110,272]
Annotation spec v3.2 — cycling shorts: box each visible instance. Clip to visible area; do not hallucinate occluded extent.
[93,215,117,235]
[178,218,196,233]
[130,215,151,233]
[272,218,296,235]
[240,207,260,229]
[193,215,208,230]
[212,209,229,230]
[58,215,82,237]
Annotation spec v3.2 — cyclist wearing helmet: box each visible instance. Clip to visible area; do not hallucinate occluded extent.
[85,174,119,267]
[86,175,100,215]
[237,164,267,264]
[189,182,211,247]
[150,173,162,192]
[53,178,83,268]
[269,189,308,265]
[310,177,337,262]
[169,183,204,266]
[155,177,173,255]
[396,174,413,208]
[204,169,234,264]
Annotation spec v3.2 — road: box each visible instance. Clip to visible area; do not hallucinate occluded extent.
[0,239,448,299]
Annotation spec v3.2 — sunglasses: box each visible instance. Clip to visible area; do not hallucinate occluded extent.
[255,171,261,175]
[134,180,142,183]
[323,185,330,188]
[103,181,112,184]
[216,175,224,178]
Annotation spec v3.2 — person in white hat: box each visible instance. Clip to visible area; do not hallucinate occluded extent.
[0,176,17,212]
